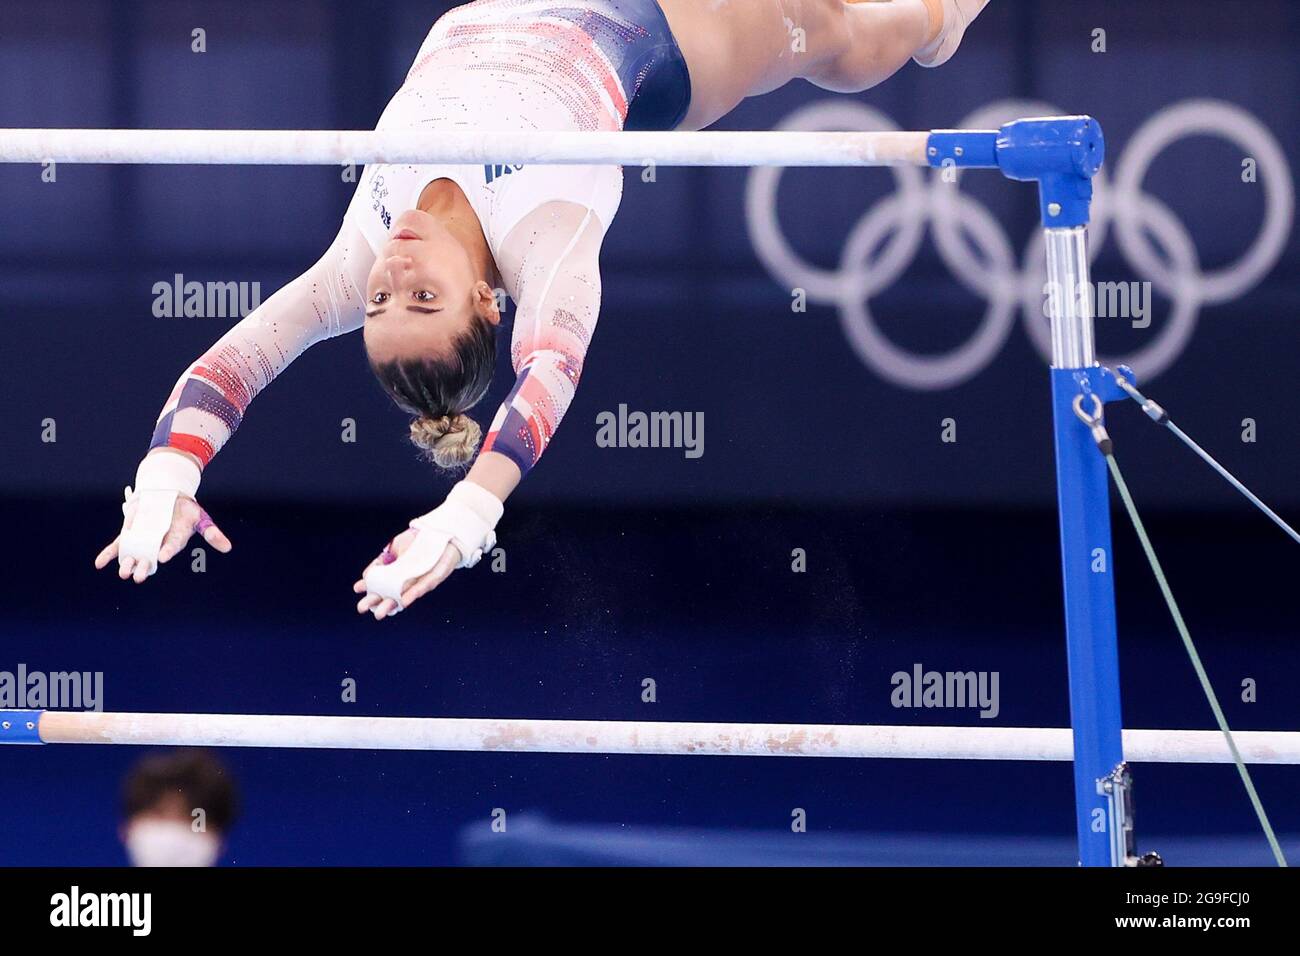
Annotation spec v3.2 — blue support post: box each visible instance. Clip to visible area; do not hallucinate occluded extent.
[1005,117,1120,865]
[930,117,1123,865]
[1049,366,1124,866]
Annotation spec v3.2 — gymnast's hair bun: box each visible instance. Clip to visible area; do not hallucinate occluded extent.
[409,414,481,471]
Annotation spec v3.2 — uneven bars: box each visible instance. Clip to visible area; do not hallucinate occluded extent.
[3,712,1299,764]
[0,128,935,167]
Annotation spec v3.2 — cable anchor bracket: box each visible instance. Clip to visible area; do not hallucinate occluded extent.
[1098,762,1164,867]
[1072,392,1113,456]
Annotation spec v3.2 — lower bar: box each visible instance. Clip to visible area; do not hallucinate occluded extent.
[5,711,1299,763]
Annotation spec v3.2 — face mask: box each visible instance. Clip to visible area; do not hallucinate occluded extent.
[125,820,221,867]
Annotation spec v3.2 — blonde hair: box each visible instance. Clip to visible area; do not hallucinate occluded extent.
[409,414,482,471]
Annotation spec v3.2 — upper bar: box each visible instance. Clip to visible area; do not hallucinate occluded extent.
[0,128,933,167]
[7,711,1300,763]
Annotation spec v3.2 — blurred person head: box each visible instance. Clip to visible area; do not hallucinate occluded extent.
[363,207,502,472]
[119,750,239,866]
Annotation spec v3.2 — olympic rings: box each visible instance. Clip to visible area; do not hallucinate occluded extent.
[746,98,1295,390]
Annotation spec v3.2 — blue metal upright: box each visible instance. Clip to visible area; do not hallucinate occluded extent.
[931,116,1121,865]
[1049,363,1124,866]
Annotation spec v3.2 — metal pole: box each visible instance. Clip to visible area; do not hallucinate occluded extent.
[1045,228,1125,866]
[0,128,932,168]
[5,711,1299,763]
[960,116,1116,865]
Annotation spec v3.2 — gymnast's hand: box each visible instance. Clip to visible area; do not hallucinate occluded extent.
[95,491,232,583]
[353,480,504,620]
[93,450,232,583]
[353,530,462,620]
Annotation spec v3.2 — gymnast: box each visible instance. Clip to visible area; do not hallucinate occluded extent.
[94,0,988,618]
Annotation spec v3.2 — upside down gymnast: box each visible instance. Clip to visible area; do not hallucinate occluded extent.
[94,0,989,618]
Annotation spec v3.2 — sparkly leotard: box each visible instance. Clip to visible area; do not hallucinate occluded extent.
[149,0,692,478]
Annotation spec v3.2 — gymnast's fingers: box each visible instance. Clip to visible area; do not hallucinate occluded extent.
[118,555,137,581]
[371,597,400,621]
[397,543,462,608]
[179,499,233,555]
[99,495,136,570]
[200,519,233,554]
[94,538,120,569]
[354,537,401,595]
[156,522,193,565]
[356,592,384,614]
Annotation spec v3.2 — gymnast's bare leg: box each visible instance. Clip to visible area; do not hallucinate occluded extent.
[658,0,990,130]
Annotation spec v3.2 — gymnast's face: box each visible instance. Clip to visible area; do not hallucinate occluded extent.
[362,208,499,364]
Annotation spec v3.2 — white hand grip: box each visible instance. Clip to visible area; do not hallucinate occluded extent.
[362,481,503,607]
[118,487,179,576]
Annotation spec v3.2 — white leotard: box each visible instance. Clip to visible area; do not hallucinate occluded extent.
[150,0,653,477]
[344,0,626,273]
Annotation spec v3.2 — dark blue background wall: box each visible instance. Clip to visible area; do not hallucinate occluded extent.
[1,0,1298,866]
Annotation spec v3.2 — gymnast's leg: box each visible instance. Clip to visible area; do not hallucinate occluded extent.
[811,0,990,93]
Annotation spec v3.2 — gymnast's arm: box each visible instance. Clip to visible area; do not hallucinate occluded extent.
[475,202,606,493]
[355,201,607,618]
[96,220,374,582]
